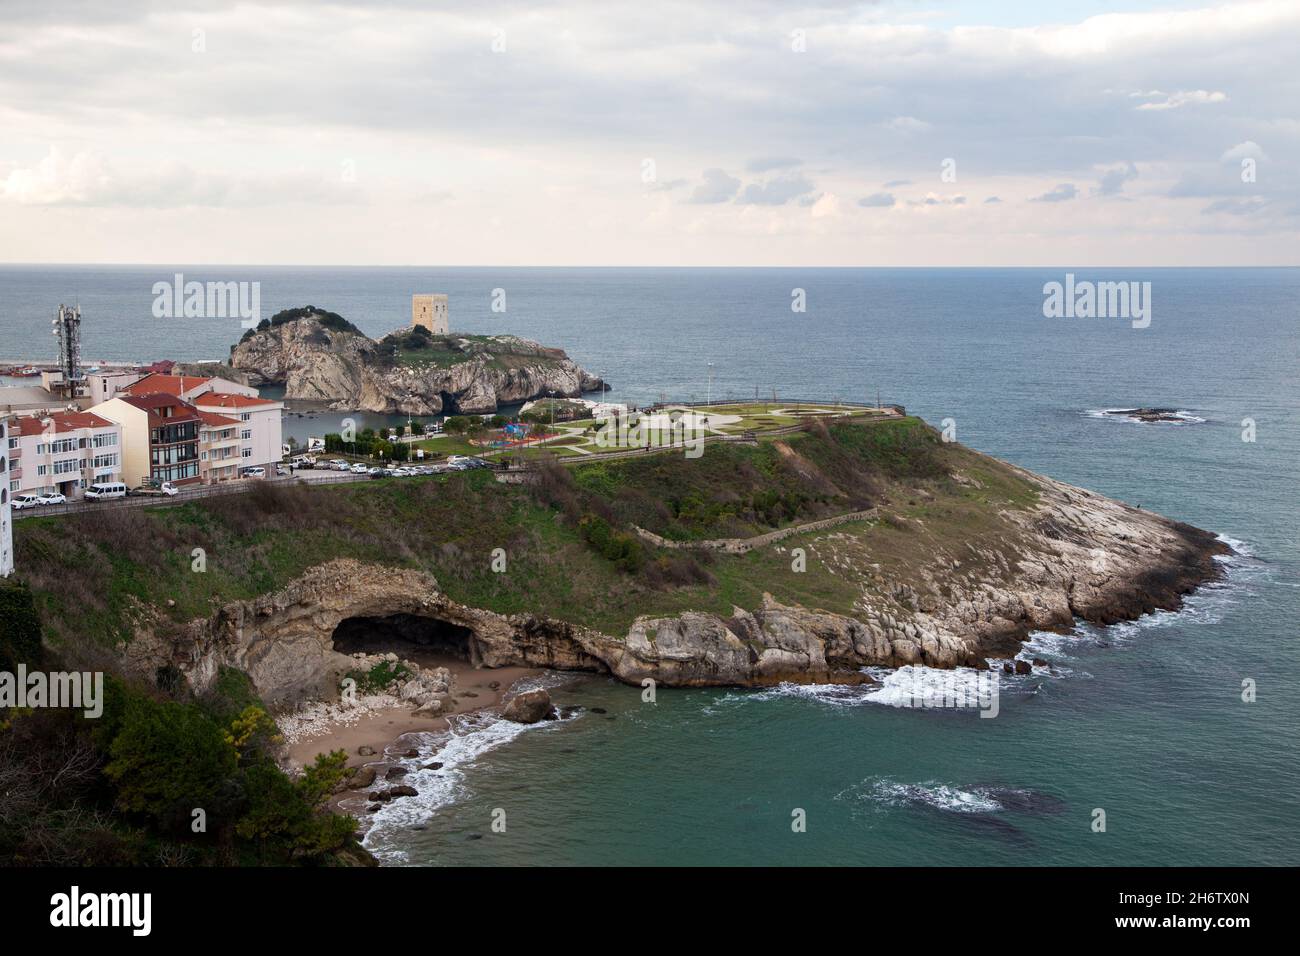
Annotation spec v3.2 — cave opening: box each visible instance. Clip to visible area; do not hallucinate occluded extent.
[332,613,479,665]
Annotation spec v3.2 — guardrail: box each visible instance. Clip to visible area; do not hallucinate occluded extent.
[10,470,365,520]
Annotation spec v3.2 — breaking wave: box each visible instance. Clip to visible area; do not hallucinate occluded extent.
[1085,407,1207,424]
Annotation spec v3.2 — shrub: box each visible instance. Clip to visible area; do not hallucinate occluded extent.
[0,579,43,671]
[104,696,238,829]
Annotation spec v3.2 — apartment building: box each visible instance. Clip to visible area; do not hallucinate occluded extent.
[121,371,258,403]
[191,392,283,471]
[88,394,202,487]
[4,411,124,499]
[89,373,283,485]
[197,410,243,483]
[1,420,13,577]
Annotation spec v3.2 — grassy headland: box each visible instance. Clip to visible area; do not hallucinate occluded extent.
[14,416,1040,654]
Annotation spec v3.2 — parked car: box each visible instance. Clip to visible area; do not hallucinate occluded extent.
[36,492,67,505]
[331,459,350,471]
[350,462,369,474]
[275,464,287,476]
[85,481,128,500]
[242,467,266,479]
[12,493,43,510]
[130,481,179,497]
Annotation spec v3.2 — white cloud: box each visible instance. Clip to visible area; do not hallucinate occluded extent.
[687,168,741,204]
[1134,89,1229,110]
[0,1,1296,264]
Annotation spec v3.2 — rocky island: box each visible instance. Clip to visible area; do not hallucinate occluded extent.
[227,306,605,415]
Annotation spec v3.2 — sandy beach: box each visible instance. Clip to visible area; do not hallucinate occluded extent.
[284,658,547,770]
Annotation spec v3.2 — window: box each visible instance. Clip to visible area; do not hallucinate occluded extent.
[92,453,118,469]
[37,464,47,476]
[54,458,80,475]
[43,438,77,455]
[241,447,253,458]
[241,429,252,440]
[92,432,118,448]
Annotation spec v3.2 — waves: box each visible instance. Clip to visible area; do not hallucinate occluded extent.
[708,531,1267,720]
[360,691,581,864]
[1085,407,1208,425]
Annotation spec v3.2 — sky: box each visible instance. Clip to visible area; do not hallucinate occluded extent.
[0,0,1296,266]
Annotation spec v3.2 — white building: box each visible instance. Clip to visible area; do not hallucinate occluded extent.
[1,420,13,577]
[192,392,283,471]
[4,411,124,499]
[94,372,283,480]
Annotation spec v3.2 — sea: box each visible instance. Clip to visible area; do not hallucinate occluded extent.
[2,264,1297,865]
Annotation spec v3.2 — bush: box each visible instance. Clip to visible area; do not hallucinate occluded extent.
[0,579,43,671]
[104,696,239,829]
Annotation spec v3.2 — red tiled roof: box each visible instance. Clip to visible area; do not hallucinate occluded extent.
[194,392,277,409]
[122,373,212,397]
[119,393,201,425]
[9,411,117,436]
[197,410,241,427]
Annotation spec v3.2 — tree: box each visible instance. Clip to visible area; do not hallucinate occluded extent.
[104,697,237,828]
[0,579,43,671]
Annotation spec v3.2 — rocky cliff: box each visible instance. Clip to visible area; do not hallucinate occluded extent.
[122,458,1227,705]
[227,307,604,414]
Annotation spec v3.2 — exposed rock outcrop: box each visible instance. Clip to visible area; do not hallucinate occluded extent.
[226,309,604,414]
[501,688,554,723]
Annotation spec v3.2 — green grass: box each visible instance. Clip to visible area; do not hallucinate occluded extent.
[15,416,1045,645]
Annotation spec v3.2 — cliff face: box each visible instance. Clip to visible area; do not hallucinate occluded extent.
[228,312,604,414]
[122,459,1226,704]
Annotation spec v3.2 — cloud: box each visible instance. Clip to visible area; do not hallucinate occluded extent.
[1096,161,1138,196]
[686,168,740,204]
[809,192,843,218]
[883,116,932,133]
[1,1,1298,264]
[746,156,801,173]
[1221,141,1268,162]
[908,192,966,207]
[858,192,896,208]
[983,196,1002,204]
[1202,196,1269,215]
[1030,183,1079,203]
[0,146,354,207]
[736,174,815,205]
[1133,90,1229,111]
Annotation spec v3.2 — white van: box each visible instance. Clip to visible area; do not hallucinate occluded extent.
[85,482,127,500]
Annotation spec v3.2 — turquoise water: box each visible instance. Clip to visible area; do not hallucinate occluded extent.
[3,266,1297,864]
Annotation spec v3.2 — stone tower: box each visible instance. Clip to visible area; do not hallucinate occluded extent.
[412,294,449,334]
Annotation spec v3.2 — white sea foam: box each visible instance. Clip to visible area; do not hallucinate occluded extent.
[360,704,580,863]
[1085,407,1207,425]
[857,778,1003,814]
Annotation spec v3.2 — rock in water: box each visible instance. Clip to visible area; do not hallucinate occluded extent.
[502,688,553,724]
